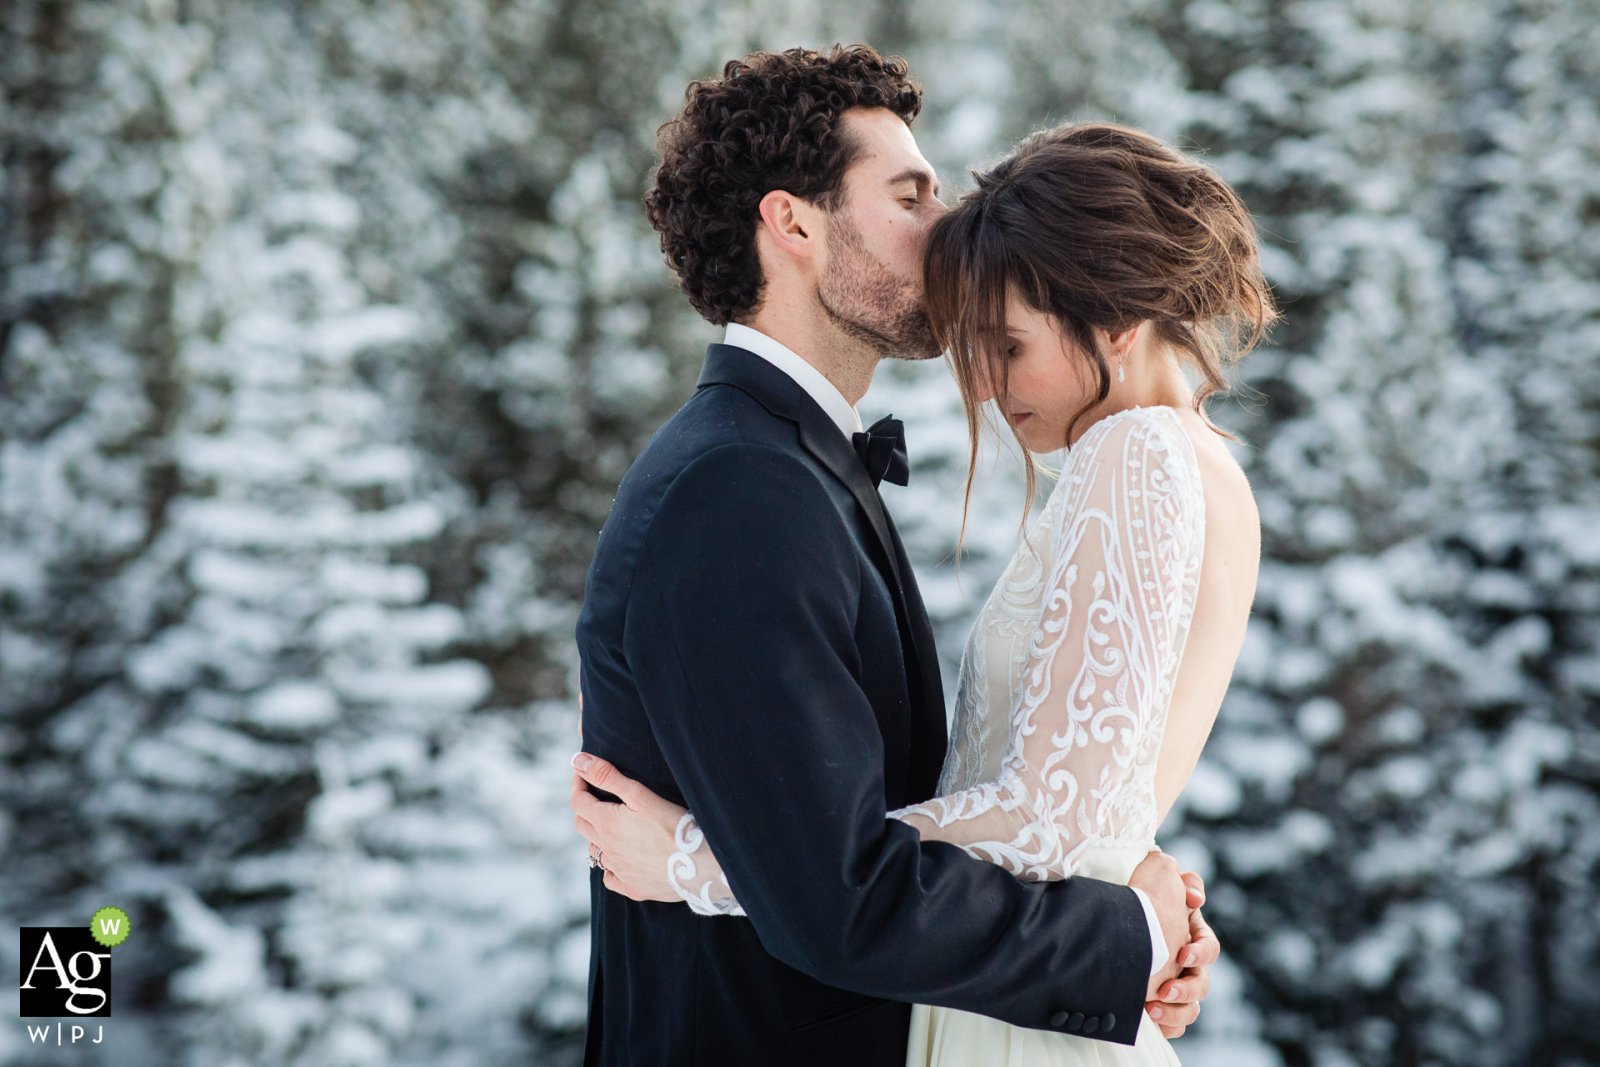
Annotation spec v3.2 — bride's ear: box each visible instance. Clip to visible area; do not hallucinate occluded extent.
[1102,321,1143,359]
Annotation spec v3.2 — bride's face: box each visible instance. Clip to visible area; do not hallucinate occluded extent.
[975,288,1099,453]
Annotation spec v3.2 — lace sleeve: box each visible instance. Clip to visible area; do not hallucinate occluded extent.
[890,411,1204,880]
[664,411,1203,910]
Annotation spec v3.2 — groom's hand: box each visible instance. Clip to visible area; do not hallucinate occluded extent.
[1129,851,1188,989]
[1145,874,1219,1039]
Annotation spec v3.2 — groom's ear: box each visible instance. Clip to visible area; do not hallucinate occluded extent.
[757,189,824,264]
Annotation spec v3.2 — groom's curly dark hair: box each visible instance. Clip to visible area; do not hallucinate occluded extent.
[645,44,922,325]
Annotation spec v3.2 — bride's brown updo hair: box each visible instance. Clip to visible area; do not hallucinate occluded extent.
[923,121,1278,532]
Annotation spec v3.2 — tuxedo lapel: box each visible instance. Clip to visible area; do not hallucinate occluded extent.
[696,343,948,797]
[696,344,904,591]
[883,517,948,800]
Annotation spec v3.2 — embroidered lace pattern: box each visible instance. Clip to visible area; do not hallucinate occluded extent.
[665,407,1206,914]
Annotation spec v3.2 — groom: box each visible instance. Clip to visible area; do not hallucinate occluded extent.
[574,45,1214,1066]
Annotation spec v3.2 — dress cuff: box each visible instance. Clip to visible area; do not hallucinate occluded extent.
[667,812,746,917]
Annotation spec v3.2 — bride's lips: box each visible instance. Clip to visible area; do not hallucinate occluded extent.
[1010,412,1033,424]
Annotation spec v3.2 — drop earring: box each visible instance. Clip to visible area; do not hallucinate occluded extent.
[1117,359,1125,383]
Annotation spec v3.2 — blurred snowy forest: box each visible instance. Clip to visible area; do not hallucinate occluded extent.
[2,1,1597,1065]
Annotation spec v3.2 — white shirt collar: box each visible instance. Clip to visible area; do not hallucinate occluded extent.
[723,322,864,440]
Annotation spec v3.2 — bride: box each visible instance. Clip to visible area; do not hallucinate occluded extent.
[572,120,1276,1066]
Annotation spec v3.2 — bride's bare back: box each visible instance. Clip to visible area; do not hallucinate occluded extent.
[1152,407,1261,823]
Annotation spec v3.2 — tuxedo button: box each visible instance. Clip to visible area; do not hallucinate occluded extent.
[1049,1012,1070,1028]
[1103,1013,1116,1032]
[1067,1012,1084,1031]
[1082,1015,1100,1034]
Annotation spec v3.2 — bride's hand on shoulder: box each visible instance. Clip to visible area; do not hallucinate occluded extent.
[570,753,688,903]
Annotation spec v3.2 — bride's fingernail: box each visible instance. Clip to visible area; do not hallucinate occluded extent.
[1150,1007,1163,1020]
[1184,950,1197,967]
[572,752,593,771]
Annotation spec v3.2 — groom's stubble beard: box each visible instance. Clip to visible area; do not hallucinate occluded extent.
[816,209,942,363]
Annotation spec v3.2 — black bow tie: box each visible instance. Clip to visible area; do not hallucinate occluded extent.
[852,414,910,488]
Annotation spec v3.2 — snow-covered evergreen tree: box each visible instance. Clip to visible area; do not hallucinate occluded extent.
[3,3,583,1063]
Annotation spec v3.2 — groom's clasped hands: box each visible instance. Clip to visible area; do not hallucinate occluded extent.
[1128,849,1218,1038]
[571,751,1220,1041]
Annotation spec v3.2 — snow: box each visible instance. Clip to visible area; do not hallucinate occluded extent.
[249,681,341,730]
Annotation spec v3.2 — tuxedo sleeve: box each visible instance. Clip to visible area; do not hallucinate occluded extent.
[622,442,1151,1043]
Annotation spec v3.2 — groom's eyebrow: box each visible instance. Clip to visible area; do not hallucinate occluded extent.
[887,167,940,198]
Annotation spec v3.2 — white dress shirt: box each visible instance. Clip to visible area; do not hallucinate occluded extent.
[723,323,1169,981]
[723,322,863,440]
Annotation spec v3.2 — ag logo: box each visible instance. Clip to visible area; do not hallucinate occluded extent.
[19,907,129,1018]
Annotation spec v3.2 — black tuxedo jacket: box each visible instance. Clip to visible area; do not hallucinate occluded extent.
[575,344,1150,1066]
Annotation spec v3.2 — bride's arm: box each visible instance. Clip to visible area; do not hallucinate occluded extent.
[889,413,1204,879]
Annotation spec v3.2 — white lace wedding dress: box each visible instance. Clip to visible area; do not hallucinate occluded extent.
[668,406,1205,1067]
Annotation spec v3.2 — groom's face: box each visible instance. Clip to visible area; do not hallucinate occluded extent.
[815,108,946,361]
